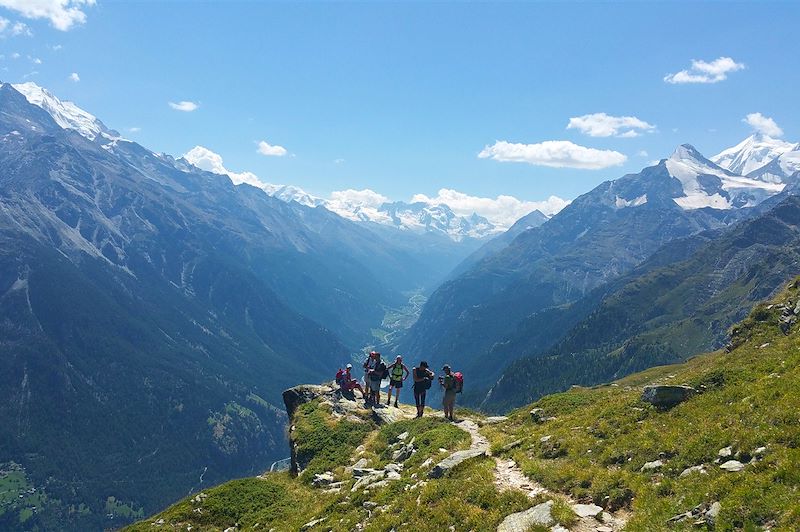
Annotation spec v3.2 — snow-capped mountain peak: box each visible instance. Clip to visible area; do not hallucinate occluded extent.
[665,143,784,210]
[711,133,798,178]
[10,82,118,141]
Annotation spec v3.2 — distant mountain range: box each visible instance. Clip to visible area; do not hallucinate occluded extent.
[402,130,800,406]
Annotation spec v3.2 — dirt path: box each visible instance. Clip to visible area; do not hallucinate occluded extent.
[476,424,628,532]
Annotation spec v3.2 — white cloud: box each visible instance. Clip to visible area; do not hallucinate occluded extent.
[0,0,95,31]
[32,57,41,64]
[169,100,198,112]
[257,140,288,157]
[664,56,745,84]
[10,52,19,59]
[68,71,79,82]
[0,18,31,37]
[127,126,141,133]
[743,112,783,138]
[183,145,267,188]
[567,113,655,138]
[637,150,649,157]
[51,44,62,51]
[334,158,345,164]
[411,188,568,228]
[478,140,626,169]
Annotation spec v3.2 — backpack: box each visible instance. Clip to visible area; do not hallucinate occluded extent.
[335,369,345,386]
[379,362,389,379]
[453,372,464,393]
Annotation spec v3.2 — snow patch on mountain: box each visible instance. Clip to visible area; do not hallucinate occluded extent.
[711,134,797,179]
[667,144,784,210]
[615,194,647,209]
[10,82,120,142]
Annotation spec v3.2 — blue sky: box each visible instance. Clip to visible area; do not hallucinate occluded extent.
[1,1,799,220]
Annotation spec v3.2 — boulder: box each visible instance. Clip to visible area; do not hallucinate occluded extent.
[311,472,335,487]
[283,384,334,419]
[497,500,554,532]
[572,503,603,518]
[718,446,733,458]
[641,385,696,409]
[428,448,486,479]
[529,408,544,423]
[484,416,508,424]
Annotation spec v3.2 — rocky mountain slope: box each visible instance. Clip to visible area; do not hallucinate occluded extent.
[479,193,800,412]
[401,145,770,397]
[127,279,800,530]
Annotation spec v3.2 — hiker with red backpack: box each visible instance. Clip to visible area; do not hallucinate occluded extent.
[336,364,364,398]
[439,364,463,421]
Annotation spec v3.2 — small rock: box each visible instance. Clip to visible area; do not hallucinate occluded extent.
[502,439,523,452]
[551,526,569,532]
[353,458,368,469]
[497,500,554,531]
[596,527,613,532]
[352,467,381,477]
[386,471,402,481]
[572,503,603,518]
[312,472,335,487]
[396,431,409,441]
[485,416,508,424]
[428,448,486,479]
[300,517,326,531]
[362,501,378,510]
[679,465,707,478]
[540,435,552,443]
[421,458,433,468]
[753,446,767,456]
[718,446,733,458]
[640,459,664,472]
[385,463,403,473]
[720,460,745,472]
[530,408,544,423]
[155,519,165,526]
[706,501,721,524]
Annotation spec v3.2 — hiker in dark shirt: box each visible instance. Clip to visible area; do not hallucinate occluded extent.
[412,360,434,418]
[367,352,386,406]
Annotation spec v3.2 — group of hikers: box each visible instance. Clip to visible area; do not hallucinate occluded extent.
[335,351,463,420]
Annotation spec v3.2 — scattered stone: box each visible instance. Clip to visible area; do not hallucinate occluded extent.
[384,463,403,474]
[552,526,569,532]
[572,503,603,518]
[484,416,508,424]
[362,501,378,510]
[502,439,523,452]
[353,458,368,469]
[497,500,554,531]
[706,502,721,525]
[392,443,415,462]
[720,460,745,472]
[640,459,664,472]
[679,465,707,478]
[312,472,335,487]
[300,517,326,531]
[223,528,236,532]
[540,435,552,443]
[428,448,486,479]
[353,468,381,478]
[596,527,613,532]
[718,446,733,458]
[421,458,433,468]
[438,448,449,453]
[641,385,696,409]
[155,519,165,526]
[530,408,544,423]
[753,446,767,456]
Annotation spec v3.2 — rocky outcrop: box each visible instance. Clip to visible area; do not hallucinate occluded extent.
[496,500,554,531]
[428,448,486,479]
[283,383,337,419]
[641,385,696,409]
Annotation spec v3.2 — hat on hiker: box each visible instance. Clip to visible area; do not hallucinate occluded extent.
[346,363,353,369]
[442,364,451,371]
[396,354,402,360]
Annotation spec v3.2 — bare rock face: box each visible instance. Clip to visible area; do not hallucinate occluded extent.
[497,500,554,532]
[641,385,696,409]
[283,384,336,419]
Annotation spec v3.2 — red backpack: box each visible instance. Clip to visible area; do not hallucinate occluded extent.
[453,372,464,393]
[335,368,345,386]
